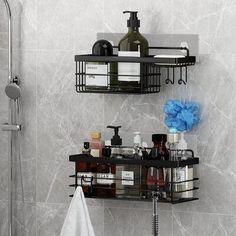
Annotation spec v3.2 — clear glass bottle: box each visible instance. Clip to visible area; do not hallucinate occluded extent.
[115,163,125,197]
[121,151,142,199]
[173,150,194,199]
[171,134,194,199]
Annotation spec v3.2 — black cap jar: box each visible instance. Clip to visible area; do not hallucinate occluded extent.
[92,40,113,56]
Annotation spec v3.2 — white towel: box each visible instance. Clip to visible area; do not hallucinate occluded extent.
[60,187,95,236]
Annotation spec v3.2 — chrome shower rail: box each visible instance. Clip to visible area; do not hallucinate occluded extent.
[1,1,21,236]
[2,0,13,82]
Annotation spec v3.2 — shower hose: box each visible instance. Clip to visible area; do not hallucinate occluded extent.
[152,191,159,236]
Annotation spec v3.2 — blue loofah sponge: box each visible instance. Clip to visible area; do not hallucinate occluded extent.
[164,100,201,132]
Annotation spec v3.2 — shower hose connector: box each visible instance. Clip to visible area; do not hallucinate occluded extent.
[1,123,22,131]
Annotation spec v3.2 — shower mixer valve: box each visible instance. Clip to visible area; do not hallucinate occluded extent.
[12,76,20,84]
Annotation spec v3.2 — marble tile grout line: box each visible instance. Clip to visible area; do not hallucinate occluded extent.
[35,0,38,235]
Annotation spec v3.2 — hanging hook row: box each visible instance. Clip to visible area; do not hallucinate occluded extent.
[165,66,188,85]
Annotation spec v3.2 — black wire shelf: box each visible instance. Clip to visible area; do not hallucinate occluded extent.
[69,148,199,204]
[74,46,196,94]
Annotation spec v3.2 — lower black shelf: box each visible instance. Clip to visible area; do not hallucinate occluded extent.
[69,148,200,205]
[69,193,199,205]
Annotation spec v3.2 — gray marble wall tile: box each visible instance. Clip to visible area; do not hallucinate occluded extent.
[172,0,236,54]
[37,0,76,51]
[207,3,236,54]
[14,158,36,203]
[0,50,8,71]
[142,0,174,34]
[0,70,9,165]
[171,0,210,54]
[86,198,104,207]
[0,1,8,33]
[0,160,8,200]
[104,94,166,133]
[173,211,236,236]
[36,202,69,236]
[74,0,104,52]
[0,201,36,236]
[13,202,36,236]
[20,0,37,50]
[104,207,172,236]
[88,206,104,236]
[103,199,172,212]
[0,201,8,236]
[0,33,8,49]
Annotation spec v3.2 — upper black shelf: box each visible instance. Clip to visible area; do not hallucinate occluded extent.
[75,46,196,67]
[74,46,196,94]
[75,54,196,67]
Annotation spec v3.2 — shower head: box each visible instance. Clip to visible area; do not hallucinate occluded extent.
[5,82,21,100]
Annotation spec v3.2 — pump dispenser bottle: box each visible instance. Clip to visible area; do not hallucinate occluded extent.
[107,125,122,146]
[106,126,125,197]
[118,11,149,86]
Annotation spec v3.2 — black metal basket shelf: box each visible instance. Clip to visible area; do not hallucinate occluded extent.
[69,149,199,204]
[75,46,196,94]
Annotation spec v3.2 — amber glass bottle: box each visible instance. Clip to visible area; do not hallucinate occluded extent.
[76,142,97,197]
[78,163,97,197]
[96,164,116,198]
[96,147,116,198]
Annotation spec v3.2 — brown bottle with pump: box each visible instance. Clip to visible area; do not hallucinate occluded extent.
[106,126,124,198]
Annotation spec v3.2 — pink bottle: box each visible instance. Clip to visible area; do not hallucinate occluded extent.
[89,132,105,157]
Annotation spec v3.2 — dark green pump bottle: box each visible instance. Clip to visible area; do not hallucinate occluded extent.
[118,11,149,90]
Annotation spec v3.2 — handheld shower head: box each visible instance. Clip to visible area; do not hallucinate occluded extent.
[5,82,21,100]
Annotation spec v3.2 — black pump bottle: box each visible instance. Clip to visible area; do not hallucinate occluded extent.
[119,11,149,56]
[118,11,149,87]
